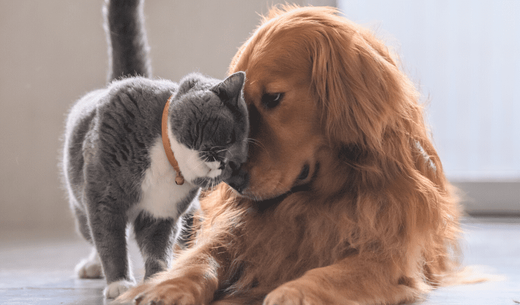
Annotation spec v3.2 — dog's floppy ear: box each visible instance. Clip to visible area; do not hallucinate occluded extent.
[310,18,417,151]
[310,16,448,186]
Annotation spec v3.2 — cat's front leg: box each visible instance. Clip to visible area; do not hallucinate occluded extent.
[86,198,135,298]
[133,212,178,279]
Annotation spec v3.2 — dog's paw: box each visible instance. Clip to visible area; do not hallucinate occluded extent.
[264,285,318,305]
[104,279,136,299]
[264,284,360,305]
[123,280,202,305]
[75,250,103,279]
[133,284,197,305]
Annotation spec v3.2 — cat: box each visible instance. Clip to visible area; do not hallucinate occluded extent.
[61,0,249,299]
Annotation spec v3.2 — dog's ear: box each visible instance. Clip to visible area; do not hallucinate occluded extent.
[310,18,449,185]
[310,20,418,151]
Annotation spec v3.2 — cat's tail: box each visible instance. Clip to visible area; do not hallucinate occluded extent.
[103,0,152,81]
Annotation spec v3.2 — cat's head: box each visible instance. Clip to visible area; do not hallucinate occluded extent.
[167,71,249,189]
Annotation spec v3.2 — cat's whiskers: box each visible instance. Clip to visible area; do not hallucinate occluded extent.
[205,177,219,191]
[190,154,208,172]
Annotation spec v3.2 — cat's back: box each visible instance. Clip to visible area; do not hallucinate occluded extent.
[65,77,176,136]
[63,77,178,189]
[104,77,177,119]
[98,77,178,131]
[66,77,177,145]
[92,78,177,161]
[64,88,106,142]
[62,87,108,192]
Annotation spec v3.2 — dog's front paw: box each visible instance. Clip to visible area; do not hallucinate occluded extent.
[264,284,319,305]
[104,279,136,299]
[118,279,204,305]
[133,285,196,305]
[264,285,306,305]
[264,283,360,305]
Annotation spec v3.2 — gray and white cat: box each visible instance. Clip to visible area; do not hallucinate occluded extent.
[61,0,249,299]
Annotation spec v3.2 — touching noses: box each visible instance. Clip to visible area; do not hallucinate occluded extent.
[224,159,249,194]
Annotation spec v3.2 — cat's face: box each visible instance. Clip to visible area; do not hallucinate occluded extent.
[168,72,249,189]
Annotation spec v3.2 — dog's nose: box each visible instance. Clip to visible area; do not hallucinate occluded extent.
[225,161,249,194]
[228,160,240,172]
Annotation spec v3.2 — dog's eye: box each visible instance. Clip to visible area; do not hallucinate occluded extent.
[261,93,284,109]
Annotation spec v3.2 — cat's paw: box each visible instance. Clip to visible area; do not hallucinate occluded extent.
[104,279,136,299]
[75,250,103,279]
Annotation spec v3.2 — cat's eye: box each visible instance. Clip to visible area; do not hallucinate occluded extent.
[261,92,284,109]
[226,133,235,145]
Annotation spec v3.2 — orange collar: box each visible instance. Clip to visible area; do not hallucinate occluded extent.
[162,95,185,185]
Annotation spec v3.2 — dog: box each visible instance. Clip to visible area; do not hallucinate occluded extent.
[119,5,461,305]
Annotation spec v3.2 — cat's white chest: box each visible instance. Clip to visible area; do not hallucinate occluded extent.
[167,128,222,181]
[136,139,196,220]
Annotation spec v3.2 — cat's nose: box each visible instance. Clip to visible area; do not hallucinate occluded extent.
[225,161,249,194]
[218,161,226,170]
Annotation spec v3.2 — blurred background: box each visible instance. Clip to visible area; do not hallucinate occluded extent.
[338,0,520,215]
[0,0,518,235]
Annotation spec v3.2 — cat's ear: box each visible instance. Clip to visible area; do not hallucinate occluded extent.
[210,71,246,106]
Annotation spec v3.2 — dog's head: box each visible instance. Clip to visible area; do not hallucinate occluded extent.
[226,6,438,202]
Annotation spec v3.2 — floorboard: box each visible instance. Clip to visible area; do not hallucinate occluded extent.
[0,218,518,305]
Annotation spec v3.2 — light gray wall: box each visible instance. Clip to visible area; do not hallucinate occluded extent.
[338,0,520,181]
[2,0,517,235]
[337,0,520,216]
[0,0,316,232]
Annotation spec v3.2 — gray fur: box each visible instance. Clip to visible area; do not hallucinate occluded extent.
[169,72,249,187]
[63,75,248,294]
[61,0,248,298]
[104,0,151,80]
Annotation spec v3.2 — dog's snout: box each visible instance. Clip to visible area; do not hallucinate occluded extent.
[227,171,249,194]
[228,160,240,172]
[225,162,249,194]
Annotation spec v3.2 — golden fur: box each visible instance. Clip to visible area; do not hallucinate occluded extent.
[120,6,461,305]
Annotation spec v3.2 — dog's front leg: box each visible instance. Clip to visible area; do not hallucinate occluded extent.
[117,242,228,305]
[263,255,424,305]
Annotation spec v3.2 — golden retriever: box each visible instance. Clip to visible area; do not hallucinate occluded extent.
[120,5,461,305]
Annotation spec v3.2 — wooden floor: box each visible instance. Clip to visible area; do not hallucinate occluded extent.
[0,217,519,305]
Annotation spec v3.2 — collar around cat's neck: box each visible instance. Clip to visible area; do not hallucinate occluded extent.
[162,95,185,185]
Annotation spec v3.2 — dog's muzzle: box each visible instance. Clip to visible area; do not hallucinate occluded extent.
[224,161,249,194]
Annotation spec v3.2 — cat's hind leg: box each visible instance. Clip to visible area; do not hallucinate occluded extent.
[72,206,103,279]
[75,247,103,279]
[133,212,178,280]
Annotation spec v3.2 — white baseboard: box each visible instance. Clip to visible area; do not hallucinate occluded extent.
[452,181,520,216]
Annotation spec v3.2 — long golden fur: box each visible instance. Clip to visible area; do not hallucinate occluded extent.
[120,6,461,305]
